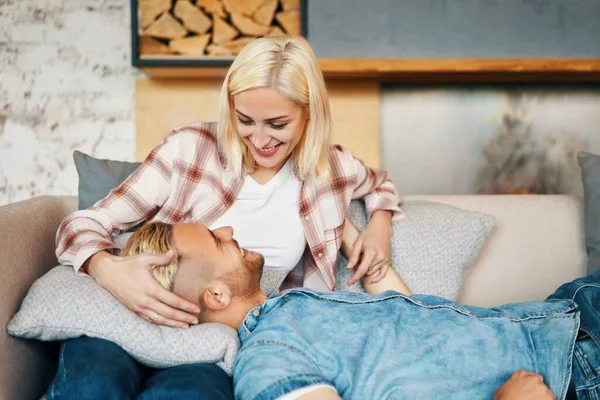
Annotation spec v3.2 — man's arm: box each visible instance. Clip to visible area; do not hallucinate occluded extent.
[234,342,332,400]
[341,218,411,296]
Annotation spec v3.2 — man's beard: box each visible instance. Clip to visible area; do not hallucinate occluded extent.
[222,251,264,299]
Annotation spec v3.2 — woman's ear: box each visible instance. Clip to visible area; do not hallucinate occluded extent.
[201,281,232,311]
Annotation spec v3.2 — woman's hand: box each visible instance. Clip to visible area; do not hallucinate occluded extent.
[345,210,392,286]
[86,251,201,328]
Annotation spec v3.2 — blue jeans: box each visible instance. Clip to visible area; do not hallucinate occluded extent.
[547,270,600,400]
[46,336,234,400]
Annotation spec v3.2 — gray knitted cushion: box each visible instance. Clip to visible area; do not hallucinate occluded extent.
[335,200,495,301]
[7,266,239,374]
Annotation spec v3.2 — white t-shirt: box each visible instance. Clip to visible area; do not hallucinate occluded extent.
[209,160,307,294]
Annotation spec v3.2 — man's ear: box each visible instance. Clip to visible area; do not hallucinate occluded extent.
[201,281,232,311]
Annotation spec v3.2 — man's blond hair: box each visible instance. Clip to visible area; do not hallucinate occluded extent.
[217,36,332,180]
[122,222,178,291]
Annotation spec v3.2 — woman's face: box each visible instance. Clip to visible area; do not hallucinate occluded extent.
[233,87,307,173]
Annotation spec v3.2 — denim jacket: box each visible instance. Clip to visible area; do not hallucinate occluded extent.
[547,271,600,400]
[233,289,579,400]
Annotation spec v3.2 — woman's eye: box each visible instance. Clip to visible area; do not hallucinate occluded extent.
[238,118,254,125]
[270,123,287,130]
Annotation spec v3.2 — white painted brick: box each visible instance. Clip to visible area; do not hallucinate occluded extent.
[0,0,137,205]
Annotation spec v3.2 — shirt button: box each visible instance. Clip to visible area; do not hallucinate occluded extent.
[584,353,588,359]
[252,309,260,317]
[304,216,310,221]
[589,373,594,380]
[514,317,521,321]
[317,253,324,258]
[283,295,289,299]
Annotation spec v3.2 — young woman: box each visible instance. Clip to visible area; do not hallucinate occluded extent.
[49,36,404,398]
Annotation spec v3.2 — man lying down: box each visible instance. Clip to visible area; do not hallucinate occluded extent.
[123,221,599,400]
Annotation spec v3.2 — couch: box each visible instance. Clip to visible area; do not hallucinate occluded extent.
[0,194,588,400]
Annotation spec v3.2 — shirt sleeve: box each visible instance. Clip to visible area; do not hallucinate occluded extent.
[338,146,405,222]
[277,384,338,399]
[233,341,332,400]
[55,130,182,274]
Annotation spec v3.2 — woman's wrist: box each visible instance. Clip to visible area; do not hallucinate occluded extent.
[368,210,392,232]
[84,250,114,278]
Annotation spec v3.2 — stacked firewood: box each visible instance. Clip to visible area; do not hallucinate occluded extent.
[138,0,301,57]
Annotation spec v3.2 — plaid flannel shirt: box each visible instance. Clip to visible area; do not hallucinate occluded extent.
[56,121,404,291]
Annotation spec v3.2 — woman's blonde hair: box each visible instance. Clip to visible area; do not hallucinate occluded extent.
[218,36,332,179]
[122,222,178,291]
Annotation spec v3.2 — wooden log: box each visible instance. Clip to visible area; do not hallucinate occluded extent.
[139,36,172,54]
[276,10,300,35]
[207,37,255,55]
[196,0,226,18]
[206,44,232,56]
[231,12,270,36]
[213,16,239,44]
[173,1,212,34]
[267,26,286,37]
[253,0,278,26]
[169,34,211,55]
[139,0,172,29]
[144,12,188,40]
[222,0,264,16]
[280,0,300,10]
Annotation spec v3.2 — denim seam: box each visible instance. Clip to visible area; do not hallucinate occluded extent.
[242,340,324,375]
[289,290,575,321]
[241,321,251,336]
[577,382,600,400]
[475,313,575,325]
[560,313,580,400]
[587,329,600,352]
[575,342,596,381]
[527,329,539,375]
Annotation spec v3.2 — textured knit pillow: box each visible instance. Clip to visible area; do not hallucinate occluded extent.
[7,266,240,375]
[578,151,600,274]
[73,150,141,210]
[335,200,495,300]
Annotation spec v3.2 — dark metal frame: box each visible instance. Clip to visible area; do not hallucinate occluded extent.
[131,0,308,68]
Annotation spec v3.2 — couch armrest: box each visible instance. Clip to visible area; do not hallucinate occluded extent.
[0,196,77,400]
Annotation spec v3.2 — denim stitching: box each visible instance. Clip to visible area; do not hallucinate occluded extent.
[289,290,576,322]
[560,313,580,400]
[577,383,600,400]
[575,341,596,380]
[241,321,251,336]
[527,329,539,376]
[242,340,324,373]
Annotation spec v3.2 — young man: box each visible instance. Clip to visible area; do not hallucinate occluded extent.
[124,221,598,400]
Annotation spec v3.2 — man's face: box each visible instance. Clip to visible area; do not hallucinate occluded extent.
[171,223,264,298]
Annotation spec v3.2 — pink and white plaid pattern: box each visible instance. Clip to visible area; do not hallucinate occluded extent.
[56,121,404,290]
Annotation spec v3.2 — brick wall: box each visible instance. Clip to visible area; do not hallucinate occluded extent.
[0,0,140,205]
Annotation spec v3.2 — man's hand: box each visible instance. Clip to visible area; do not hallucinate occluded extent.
[494,370,555,400]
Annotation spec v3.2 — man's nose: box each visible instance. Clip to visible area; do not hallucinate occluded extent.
[214,226,234,241]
